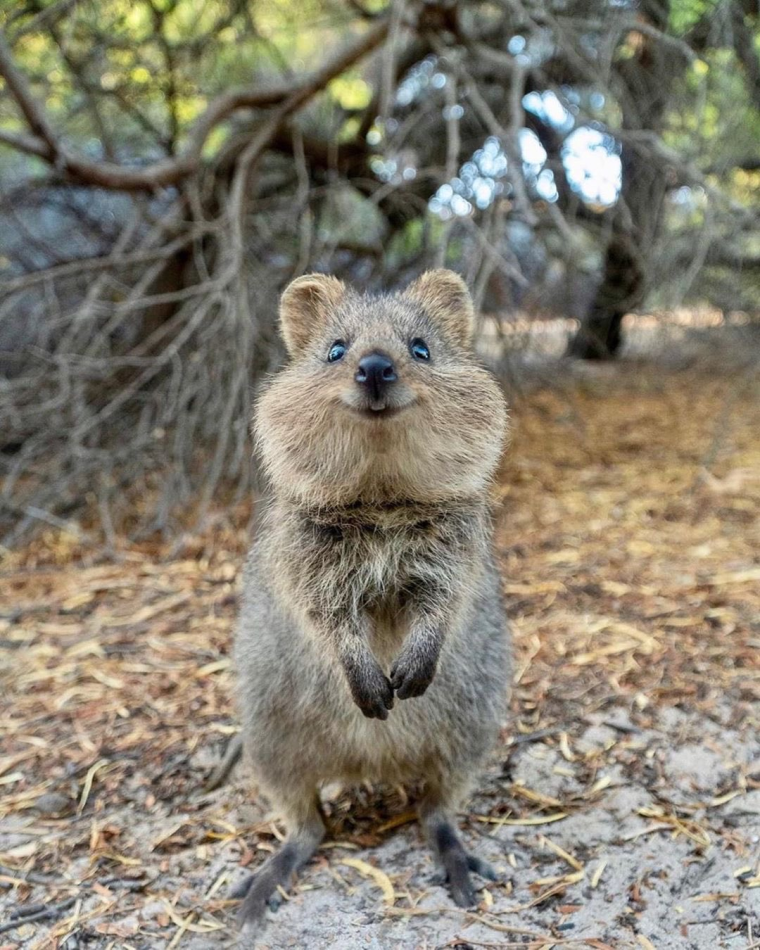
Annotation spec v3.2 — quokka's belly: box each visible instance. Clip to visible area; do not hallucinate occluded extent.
[238,554,509,790]
[304,642,507,787]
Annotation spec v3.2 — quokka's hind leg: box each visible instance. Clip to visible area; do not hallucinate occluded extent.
[234,792,325,933]
[419,785,498,908]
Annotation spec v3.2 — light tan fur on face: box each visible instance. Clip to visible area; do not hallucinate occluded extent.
[255,270,508,508]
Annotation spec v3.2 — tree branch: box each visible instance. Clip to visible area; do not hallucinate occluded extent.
[0,18,391,191]
[0,29,60,160]
[0,126,49,159]
[731,6,760,113]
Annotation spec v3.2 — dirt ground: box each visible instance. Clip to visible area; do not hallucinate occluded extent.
[1,336,759,950]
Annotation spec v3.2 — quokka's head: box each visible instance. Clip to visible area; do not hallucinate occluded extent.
[255,270,509,507]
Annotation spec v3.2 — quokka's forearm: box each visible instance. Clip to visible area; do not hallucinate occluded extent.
[338,634,395,719]
[391,585,463,699]
[308,609,395,720]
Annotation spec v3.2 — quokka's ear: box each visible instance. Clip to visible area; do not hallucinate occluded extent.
[279,273,346,357]
[403,269,474,346]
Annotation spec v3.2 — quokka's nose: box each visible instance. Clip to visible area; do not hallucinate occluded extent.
[355,352,397,402]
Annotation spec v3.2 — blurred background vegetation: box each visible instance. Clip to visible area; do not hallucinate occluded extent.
[0,0,758,546]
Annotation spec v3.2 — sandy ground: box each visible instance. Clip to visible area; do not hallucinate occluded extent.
[2,346,759,950]
[226,705,760,950]
[2,705,758,949]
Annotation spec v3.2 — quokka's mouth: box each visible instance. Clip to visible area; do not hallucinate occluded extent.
[353,404,407,419]
[340,393,416,419]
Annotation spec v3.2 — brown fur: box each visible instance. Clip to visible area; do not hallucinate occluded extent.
[233,270,511,933]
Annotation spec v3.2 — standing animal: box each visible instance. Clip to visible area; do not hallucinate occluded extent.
[233,269,511,932]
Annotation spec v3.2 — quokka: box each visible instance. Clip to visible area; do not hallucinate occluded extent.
[233,269,511,932]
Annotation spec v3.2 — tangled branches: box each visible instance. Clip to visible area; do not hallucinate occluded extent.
[1,1,759,546]
[0,16,392,545]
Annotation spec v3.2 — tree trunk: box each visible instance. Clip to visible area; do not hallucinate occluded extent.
[566,230,643,358]
[568,0,674,359]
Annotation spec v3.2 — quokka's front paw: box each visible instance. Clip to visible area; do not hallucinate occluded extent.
[390,646,438,699]
[345,661,395,720]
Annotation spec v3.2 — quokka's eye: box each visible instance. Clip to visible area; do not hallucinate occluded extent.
[410,338,430,361]
[327,341,347,362]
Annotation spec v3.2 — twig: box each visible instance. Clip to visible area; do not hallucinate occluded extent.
[0,865,55,886]
[0,897,77,935]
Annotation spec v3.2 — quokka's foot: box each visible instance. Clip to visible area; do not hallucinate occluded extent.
[231,871,286,914]
[426,815,500,907]
[236,870,284,932]
[465,853,499,881]
[232,815,325,933]
[440,851,499,906]
[229,873,255,900]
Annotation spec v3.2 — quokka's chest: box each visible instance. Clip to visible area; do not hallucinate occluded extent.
[290,513,481,601]
[303,523,433,595]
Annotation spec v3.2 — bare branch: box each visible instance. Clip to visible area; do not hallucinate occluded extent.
[7,0,79,40]
[0,18,392,191]
[0,29,60,159]
[0,125,49,159]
